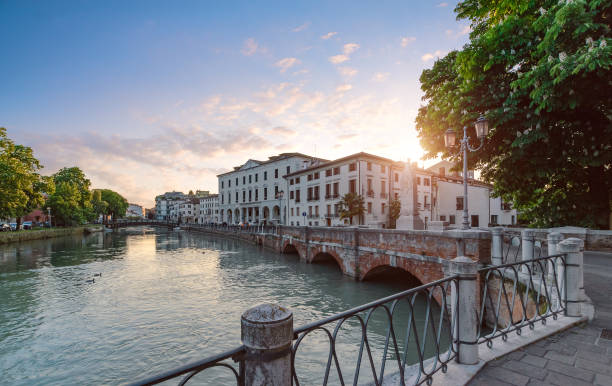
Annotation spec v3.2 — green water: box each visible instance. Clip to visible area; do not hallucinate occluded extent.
[0,227,450,385]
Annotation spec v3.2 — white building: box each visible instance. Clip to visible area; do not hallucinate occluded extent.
[155,191,186,221]
[285,152,403,227]
[126,203,144,218]
[179,198,199,224]
[217,153,326,225]
[199,194,219,224]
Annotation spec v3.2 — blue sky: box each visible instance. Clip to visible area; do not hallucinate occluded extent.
[0,1,469,206]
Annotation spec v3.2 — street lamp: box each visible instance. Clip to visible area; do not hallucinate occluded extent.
[444,115,489,230]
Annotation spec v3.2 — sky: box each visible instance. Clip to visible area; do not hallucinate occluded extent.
[0,1,470,208]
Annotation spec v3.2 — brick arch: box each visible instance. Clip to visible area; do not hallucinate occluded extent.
[310,248,344,273]
[358,254,444,286]
[281,240,304,260]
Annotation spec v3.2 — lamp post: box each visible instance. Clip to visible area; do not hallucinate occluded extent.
[46,207,52,228]
[444,115,489,230]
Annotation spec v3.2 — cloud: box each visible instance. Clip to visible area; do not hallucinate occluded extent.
[437,2,448,7]
[421,50,447,61]
[321,32,337,40]
[292,22,310,32]
[275,57,301,73]
[292,69,309,76]
[371,72,390,82]
[329,54,349,64]
[337,133,357,140]
[338,66,358,77]
[343,43,360,55]
[241,37,260,56]
[268,126,296,136]
[336,84,352,93]
[401,36,416,47]
[446,25,472,38]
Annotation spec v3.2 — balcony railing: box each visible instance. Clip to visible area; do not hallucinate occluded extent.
[325,194,339,200]
[367,190,375,198]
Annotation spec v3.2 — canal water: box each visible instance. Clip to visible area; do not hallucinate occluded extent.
[0,227,449,385]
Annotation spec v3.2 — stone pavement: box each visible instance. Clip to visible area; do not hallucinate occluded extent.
[469,251,612,386]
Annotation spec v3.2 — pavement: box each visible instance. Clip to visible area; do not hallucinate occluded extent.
[469,251,612,386]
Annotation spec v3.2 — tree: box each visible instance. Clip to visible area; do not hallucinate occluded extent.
[0,127,54,227]
[338,193,365,225]
[389,199,401,229]
[91,190,108,220]
[99,189,128,219]
[416,0,612,229]
[46,167,94,225]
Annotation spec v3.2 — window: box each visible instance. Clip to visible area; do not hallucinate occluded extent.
[286,166,290,175]
[471,215,479,227]
[490,215,498,225]
[242,191,246,202]
[417,176,421,185]
[424,196,428,206]
[221,181,224,189]
[314,186,320,200]
[440,215,446,221]
[264,171,267,180]
[367,202,372,214]
[449,215,456,224]
[255,174,258,182]
[264,188,268,200]
[333,167,340,175]
[275,186,279,195]
[290,179,294,185]
[501,200,512,211]
[381,180,386,194]
[236,177,238,185]
[290,191,294,199]
[255,189,258,201]
[307,187,313,200]
[381,203,386,214]
[512,215,516,225]
[249,190,252,202]
[249,175,252,184]
[314,172,319,179]
[291,208,294,216]
[315,206,319,216]
[333,182,339,196]
[327,205,331,215]
[394,193,399,200]
[308,206,312,216]
[275,169,279,178]
[307,174,313,181]
[367,162,372,171]
[456,197,464,210]
[424,178,430,186]
[235,192,238,202]
[325,183,331,198]
[325,169,332,177]
[394,173,399,182]
[349,163,357,172]
[243,176,246,184]
[439,167,445,176]
[349,179,356,194]
[296,177,300,184]
[222,195,225,204]
[381,165,386,173]
[295,190,301,202]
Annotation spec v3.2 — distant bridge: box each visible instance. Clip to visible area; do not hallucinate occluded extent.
[104,220,178,230]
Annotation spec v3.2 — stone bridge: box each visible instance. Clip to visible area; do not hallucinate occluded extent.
[105,220,177,230]
[187,225,492,286]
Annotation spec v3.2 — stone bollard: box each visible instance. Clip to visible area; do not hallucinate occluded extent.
[450,256,479,365]
[491,227,504,266]
[241,303,293,386]
[558,238,584,317]
[521,229,535,274]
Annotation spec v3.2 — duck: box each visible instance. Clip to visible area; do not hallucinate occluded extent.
[94,273,102,277]
[86,278,95,284]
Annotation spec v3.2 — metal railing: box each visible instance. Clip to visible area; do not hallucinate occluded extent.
[131,346,246,386]
[292,276,459,386]
[477,253,567,348]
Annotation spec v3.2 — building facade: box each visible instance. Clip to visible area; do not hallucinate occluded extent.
[126,203,144,218]
[217,153,325,225]
[155,191,186,221]
[199,194,219,224]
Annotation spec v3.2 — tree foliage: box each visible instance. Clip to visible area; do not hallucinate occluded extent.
[0,127,54,226]
[99,189,128,219]
[338,193,365,225]
[416,0,612,228]
[389,199,401,229]
[46,167,95,226]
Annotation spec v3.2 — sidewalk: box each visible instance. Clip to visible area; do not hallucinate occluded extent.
[469,251,612,386]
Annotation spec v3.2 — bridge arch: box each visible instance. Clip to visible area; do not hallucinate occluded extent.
[361,265,423,288]
[311,250,344,272]
[282,241,301,259]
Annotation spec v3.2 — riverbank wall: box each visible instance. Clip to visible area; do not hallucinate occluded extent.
[0,226,102,245]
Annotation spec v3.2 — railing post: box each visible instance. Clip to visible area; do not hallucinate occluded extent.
[241,303,293,386]
[521,229,535,274]
[491,227,504,266]
[558,238,584,317]
[450,256,479,365]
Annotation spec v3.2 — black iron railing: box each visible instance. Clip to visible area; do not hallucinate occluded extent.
[477,253,567,348]
[291,276,459,386]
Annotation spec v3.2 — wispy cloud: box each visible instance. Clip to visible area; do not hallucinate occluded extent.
[371,72,390,82]
[292,69,309,76]
[401,36,416,47]
[338,66,358,77]
[437,2,448,7]
[421,50,446,62]
[329,54,349,64]
[241,37,264,56]
[268,126,296,136]
[275,57,301,73]
[292,22,311,32]
[336,84,352,92]
[343,43,360,55]
[321,31,337,40]
[446,25,471,38]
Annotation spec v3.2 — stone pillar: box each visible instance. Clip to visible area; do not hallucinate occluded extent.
[521,229,535,274]
[558,238,584,317]
[241,304,293,386]
[449,256,479,365]
[491,227,504,266]
[547,232,564,310]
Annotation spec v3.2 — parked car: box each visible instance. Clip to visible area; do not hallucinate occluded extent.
[22,221,32,230]
[0,223,10,232]
[9,223,18,231]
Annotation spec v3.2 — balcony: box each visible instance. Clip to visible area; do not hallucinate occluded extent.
[325,194,340,200]
[307,196,320,202]
[367,190,375,198]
